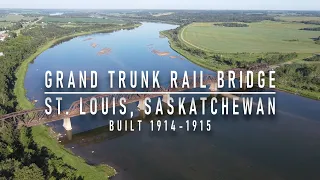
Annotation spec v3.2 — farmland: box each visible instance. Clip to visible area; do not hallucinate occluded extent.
[0,14,37,22]
[181,21,320,53]
[41,16,126,24]
[275,16,320,22]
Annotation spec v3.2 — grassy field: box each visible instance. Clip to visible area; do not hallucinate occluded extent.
[0,14,36,22]
[161,30,230,71]
[41,16,125,24]
[182,21,320,53]
[14,24,140,179]
[275,16,320,22]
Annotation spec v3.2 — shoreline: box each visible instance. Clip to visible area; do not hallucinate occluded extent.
[14,23,141,179]
[161,28,320,101]
[15,23,141,110]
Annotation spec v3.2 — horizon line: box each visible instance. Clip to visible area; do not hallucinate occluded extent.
[0,8,320,11]
[44,91,276,95]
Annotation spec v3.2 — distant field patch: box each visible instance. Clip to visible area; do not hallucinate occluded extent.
[152,12,174,17]
[276,16,320,22]
[182,21,320,53]
[41,17,124,24]
[0,14,36,22]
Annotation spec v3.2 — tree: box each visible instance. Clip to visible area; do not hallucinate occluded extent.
[14,164,44,180]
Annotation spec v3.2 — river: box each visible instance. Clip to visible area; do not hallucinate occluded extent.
[25,22,320,180]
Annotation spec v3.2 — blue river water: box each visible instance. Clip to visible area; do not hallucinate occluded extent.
[25,22,320,180]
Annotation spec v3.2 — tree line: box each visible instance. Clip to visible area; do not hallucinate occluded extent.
[300,27,320,31]
[213,23,249,27]
[275,63,320,93]
[298,20,320,25]
[304,55,320,61]
[108,11,275,24]
[313,36,320,44]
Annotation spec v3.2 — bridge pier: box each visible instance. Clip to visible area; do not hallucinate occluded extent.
[209,82,218,92]
[162,94,171,104]
[242,75,247,90]
[66,130,73,140]
[63,118,72,131]
[137,99,146,111]
[139,110,146,119]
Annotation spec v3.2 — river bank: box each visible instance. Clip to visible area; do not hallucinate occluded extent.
[14,23,141,179]
[161,28,320,100]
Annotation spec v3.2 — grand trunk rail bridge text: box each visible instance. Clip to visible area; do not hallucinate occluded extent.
[0,68,272,131]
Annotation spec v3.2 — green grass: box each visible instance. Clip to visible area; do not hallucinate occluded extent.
[160,31,229,71]
[41,17,125,24]
[182,21,320,53]
[14,24,140,179]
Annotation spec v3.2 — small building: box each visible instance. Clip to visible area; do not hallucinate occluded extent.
[0,52,4,56]
[0,34,8,41]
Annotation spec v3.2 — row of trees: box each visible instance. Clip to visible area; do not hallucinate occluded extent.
[213,23,249,27]
[0,22,132,179]
[298,20,320,25]
[109,11,275,24]
[314,36,320,44]
[256,53,298,64]
[300,27,320,31]
[304,55,320,61]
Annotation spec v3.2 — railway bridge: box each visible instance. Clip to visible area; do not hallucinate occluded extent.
[0,68,261,131]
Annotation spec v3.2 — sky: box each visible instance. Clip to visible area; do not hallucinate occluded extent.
[1,0,319,10]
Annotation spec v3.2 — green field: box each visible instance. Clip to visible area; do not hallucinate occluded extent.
[275,16,320,22]
[182,21,320,53]
[0,14,36,22]
[41,17,125,24]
